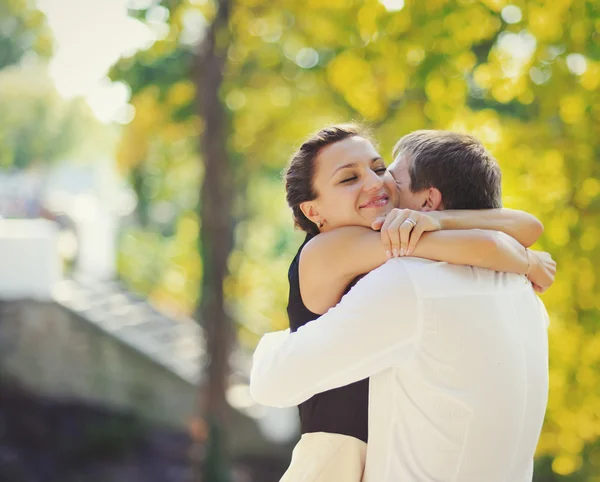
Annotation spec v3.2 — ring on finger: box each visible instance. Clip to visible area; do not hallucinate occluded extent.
[404,218,417,228]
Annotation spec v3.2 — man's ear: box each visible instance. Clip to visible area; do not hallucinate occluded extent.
[420,187,444,211]
[300,201,320,224]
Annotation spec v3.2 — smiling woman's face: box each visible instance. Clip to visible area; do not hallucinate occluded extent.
[301,136,397,232]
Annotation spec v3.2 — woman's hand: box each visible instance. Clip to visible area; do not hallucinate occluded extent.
[372,209,442,258]
[526,250,557,293]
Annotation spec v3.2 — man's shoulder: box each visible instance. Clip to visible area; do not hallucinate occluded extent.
[362,257,425,280]
[343,258,418,301]
[361,257,439,286]
[393,258,529,298]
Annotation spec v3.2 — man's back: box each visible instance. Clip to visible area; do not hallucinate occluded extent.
[250,256,550,482]
[366,258,549,482]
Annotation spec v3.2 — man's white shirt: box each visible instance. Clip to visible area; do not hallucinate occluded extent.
[250,258,550,482]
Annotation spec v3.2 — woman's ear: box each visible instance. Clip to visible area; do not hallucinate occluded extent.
[300,201,320,224]
[420,187,444,211]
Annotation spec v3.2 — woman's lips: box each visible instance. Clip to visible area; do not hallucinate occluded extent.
[360,194,389,209]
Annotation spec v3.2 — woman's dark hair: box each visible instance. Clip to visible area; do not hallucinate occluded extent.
[284,124,370,235]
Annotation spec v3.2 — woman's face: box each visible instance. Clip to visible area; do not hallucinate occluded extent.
[304,136,397,232]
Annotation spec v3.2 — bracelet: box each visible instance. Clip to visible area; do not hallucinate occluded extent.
[525,248,531,276]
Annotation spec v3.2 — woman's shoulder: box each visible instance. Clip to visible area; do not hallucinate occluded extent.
[299,226,372,268]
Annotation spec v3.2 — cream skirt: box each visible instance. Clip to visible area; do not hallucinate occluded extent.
[279,432,367,482]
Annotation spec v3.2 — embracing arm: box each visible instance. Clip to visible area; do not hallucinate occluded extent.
[251,260,419,407]
[300,226,533,314]
[373,208,555,292]
[433,208,543,247]
[299,227,389,313]
[398,229,557,292]
[410,229,529,275]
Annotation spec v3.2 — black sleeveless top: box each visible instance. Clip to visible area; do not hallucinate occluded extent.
[286,233,369,443]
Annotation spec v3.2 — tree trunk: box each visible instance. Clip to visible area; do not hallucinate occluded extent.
[192,0,233,481]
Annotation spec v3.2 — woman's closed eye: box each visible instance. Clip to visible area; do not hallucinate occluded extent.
[340,167,386,184]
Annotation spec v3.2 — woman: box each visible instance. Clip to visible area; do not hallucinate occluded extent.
[275,124,554,482]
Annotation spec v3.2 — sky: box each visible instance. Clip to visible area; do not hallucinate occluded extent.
[35,0,156,123]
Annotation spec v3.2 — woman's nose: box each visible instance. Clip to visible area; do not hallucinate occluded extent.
[364,170,384,191]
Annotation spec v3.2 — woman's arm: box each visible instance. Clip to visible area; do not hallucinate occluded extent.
[299,226,554,314]
[299,227,389,314]
[411,229,527,274]
[411,231,556,292]
[372,208,543,256]
[434,208,543,247]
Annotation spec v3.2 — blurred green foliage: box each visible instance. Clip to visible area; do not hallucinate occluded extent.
[0,66,102,169]
[108,0,600,479]
[0,1,106,170]
[0,0,53,70]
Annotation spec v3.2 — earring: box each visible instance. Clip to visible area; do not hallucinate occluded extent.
[317,220,324,228]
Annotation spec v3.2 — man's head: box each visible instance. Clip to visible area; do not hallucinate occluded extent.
[388,130,502,211]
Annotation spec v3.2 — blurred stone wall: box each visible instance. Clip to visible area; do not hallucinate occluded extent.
[0,297,296,460]
[0,300,196,429]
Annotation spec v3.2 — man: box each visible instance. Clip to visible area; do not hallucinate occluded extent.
[250,130,552,482]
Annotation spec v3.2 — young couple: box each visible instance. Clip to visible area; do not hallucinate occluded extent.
[250,126,555,482]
